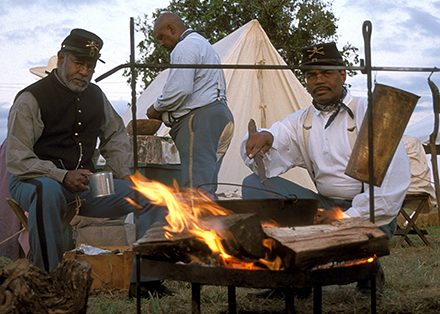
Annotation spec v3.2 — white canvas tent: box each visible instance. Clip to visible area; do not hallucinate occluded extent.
[405,115,440,145]
[122,19,315,194]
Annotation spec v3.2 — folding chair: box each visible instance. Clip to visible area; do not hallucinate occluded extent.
[6,198,79,233]
[394,193,431,247]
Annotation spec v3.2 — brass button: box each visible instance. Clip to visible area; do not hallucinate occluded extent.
[74,133,78,136]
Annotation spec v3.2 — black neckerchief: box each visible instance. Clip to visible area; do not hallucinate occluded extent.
[312,87,352,129]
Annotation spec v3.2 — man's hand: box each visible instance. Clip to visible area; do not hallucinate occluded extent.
[146,104,162,120]
[245,131,274,159]
[63,169,92,193]
[314,207,342,225]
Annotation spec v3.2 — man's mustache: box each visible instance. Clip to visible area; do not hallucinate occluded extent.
[312,86,331,94]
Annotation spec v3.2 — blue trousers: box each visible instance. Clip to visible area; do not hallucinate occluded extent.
[169,100,234,197]
[242,174,397,241]
[9,175,167,275]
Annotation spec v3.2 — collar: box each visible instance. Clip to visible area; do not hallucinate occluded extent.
[313,87,353,128]
[177,29,199,44]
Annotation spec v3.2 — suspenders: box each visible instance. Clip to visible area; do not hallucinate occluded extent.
[302,98,359,181]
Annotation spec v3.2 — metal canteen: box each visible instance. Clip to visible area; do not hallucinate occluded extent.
[88,171,115,198]
[345,83,420,186]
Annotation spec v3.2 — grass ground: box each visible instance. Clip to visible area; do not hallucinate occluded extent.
[86,226,440,314]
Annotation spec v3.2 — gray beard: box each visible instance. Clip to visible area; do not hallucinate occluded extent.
[65,79,89,93]
[55,69,89,93]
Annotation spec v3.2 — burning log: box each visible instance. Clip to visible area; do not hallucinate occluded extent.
[132,219,212,264]
[0,259,93,314]
[133,213,267,263]
[264,218,390,269]
[200,213,266,258]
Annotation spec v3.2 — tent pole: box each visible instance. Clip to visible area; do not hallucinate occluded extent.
[128,17,141,314]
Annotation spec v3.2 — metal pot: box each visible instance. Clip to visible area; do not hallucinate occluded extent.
[88,171,115,198]
[196,183,318,227]
[215,197,318,227]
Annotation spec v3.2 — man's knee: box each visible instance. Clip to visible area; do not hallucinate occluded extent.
[10,176,65,211]
[242,174,269,199]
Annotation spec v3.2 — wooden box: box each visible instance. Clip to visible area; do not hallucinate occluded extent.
[63,246,133,290]
[130,135,163,164]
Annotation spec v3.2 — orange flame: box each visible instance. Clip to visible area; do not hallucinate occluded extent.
[128,172,234,259]
[261,219,281,228]
[316,255,376,269]
[258,238,284,271]
[220,255,264,270]
[333,206,350,219]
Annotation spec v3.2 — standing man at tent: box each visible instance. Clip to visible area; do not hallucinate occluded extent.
[6,28,175,297]
[241,42,410,297]
[147,12,234,199]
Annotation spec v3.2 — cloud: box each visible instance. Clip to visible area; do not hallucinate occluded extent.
[397,7,440,38]
[0,0,116,15]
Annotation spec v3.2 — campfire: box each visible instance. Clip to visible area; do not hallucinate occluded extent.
[130,173,389,271]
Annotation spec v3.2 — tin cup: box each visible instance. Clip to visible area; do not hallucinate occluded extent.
[88,171,115,198]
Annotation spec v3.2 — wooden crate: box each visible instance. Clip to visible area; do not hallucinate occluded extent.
[64,246,133,290]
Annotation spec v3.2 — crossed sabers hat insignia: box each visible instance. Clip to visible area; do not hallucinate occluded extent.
[86,40,100,57]
[307,46,324,58]
[86,40,99,51]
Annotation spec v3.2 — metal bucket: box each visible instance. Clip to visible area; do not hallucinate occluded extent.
[345,84,420,186]
[88,171,115,198]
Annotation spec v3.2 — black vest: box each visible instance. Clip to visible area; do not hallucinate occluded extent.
[18,71,104,172]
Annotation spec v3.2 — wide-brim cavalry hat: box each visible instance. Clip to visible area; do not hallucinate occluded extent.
[61,28,103,61]
[29,55,57,78]
[301,42,343,66]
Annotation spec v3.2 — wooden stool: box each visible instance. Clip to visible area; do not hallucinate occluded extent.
[6,198,79,232]
[394,193,431,247]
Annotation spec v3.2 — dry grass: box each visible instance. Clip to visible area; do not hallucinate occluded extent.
[86,227,440,313]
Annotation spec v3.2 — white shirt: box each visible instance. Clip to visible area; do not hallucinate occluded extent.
[241,91,410,226]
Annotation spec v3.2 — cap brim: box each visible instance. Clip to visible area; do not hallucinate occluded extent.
[67,50,105,63]
[301,59,344,66]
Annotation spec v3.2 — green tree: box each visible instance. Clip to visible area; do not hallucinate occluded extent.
[129,0,358,89]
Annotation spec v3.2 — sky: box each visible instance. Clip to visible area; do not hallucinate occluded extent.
[1,0,439,145]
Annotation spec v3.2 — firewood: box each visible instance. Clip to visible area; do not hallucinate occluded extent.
[133,213,267,262]
[264,218,390,270]
[200,213,266,258]
[0,258,93,314]
[133,220,212,263]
